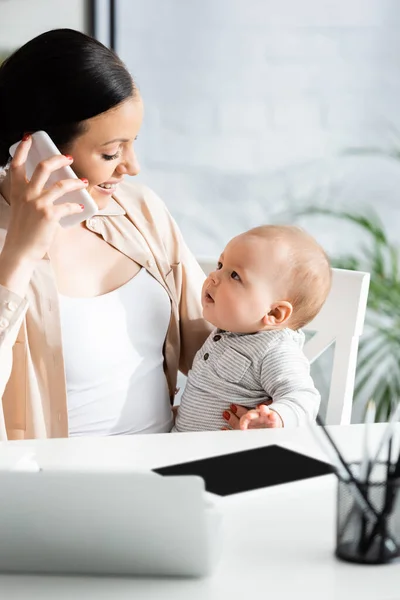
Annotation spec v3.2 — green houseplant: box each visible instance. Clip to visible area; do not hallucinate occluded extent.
[300,207,400,422]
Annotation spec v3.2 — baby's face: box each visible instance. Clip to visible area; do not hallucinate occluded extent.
[202,234,283,333]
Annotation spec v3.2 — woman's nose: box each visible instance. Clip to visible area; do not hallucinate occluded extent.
[116,148,140,177]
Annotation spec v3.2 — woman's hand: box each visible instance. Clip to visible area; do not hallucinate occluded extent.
[222,401,284,430]
[171,405,179,424]
[0,135,89,296]
[2,134,88,266]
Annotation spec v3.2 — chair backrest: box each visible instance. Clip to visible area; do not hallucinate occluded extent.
[196,257,370,425]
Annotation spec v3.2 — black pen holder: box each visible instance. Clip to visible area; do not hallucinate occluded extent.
[336,462,400,565]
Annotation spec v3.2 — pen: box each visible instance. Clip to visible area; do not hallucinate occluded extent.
[392,445,400,480]
[364,434,398,557]
[357,399,376,552]
[313,417,386,524]
[359,399,375,483]
[379,436,393,559]
[370,402,400,472]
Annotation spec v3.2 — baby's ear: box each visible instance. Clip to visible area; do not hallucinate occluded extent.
[262,301,293,327]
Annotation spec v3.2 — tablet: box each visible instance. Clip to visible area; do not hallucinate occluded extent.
[153,444,333,496]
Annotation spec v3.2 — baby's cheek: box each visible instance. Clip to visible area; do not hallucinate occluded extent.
[232,301,249,327]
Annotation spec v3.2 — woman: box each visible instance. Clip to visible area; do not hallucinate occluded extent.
[0,29,256,440]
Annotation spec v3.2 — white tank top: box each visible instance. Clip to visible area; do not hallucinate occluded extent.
[58,268,173,436]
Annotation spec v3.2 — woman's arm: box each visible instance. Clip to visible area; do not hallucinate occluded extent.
[0,278,28,438]
[0,248,33,420]
[0,249,38,297]
[0,136,89,431]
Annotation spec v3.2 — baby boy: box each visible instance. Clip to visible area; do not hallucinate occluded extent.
[173,225,331,432]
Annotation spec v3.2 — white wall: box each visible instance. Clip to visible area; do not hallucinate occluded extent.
[0,0,86,50]
[116,0,400,421]
[116,0,400,260]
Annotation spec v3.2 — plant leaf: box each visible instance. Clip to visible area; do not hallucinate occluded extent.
[295,206,400,421]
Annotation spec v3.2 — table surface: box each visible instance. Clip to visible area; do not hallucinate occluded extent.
[0,424,399,600]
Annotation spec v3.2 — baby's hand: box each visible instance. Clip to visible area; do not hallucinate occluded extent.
[239,404,283,430]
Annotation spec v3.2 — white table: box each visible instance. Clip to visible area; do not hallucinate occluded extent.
[0,424,399,599]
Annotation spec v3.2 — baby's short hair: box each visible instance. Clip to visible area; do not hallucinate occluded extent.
[247,225,332,329]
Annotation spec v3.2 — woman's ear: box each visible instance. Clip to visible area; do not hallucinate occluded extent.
[262,301,293,327]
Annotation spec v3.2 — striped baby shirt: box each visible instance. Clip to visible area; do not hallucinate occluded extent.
[173,328,320,432]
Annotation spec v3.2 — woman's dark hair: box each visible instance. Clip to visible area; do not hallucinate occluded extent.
[0,29,135,166]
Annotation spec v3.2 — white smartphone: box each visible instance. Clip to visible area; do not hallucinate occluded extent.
[9,130,98,228]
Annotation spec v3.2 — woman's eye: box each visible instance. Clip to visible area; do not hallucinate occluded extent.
[231,271,241,281]
[216,262,222,270]
[102,151,120,161]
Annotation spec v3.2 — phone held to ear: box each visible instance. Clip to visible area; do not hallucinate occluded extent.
[9,130,98,228]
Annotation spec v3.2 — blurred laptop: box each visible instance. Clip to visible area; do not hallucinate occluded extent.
[0,468,222,577]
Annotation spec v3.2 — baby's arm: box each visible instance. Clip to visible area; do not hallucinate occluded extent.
[256,340,320,428]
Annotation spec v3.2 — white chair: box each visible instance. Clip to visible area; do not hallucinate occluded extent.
[196,257,370,426]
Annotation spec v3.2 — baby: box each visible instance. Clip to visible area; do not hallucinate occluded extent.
[173,225,332,432]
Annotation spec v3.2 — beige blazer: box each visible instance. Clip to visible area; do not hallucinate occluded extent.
[0,181,213,440]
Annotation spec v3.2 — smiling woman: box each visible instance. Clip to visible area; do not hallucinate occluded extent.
[0,29,214,440]
[65,96,143,209]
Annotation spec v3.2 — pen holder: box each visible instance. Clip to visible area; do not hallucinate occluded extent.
[336,462,400,565]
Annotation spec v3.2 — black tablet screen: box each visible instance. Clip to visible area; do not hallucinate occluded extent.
[153,444,333,496]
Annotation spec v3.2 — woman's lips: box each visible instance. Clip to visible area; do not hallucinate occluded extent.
[94,184,117,196]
